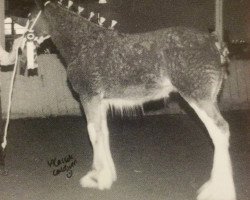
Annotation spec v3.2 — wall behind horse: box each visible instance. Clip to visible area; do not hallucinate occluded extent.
[0,55,81,119]
[0,54,250,119]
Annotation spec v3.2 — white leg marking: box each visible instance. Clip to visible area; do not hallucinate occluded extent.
[87,123,97,144]
[189,103,236,200]
[80,120,115,190]
[80,167,113,190]
[101,119,117,181]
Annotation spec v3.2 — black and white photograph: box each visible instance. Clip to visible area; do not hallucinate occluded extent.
[0,0,249,199]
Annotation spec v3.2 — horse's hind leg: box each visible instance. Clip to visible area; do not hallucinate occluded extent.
[186,99,236,200]
[79,96,116,190]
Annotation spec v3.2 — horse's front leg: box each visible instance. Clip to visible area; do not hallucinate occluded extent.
[79,96,116,190]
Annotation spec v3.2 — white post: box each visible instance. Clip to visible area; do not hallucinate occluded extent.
[215,0,224,44]
[0,0,5,49]
[0,0,4,159]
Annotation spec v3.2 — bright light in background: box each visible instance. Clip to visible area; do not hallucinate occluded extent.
[4,17,27,35]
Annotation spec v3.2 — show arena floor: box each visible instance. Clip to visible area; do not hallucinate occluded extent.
[0,111,249,200]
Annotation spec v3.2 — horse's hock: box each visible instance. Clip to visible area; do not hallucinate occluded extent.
[0,54,250,119]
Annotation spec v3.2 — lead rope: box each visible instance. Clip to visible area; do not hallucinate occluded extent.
[1,49,19,149]
[1,10,42,150]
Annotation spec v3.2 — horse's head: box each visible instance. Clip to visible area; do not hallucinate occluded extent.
[19,0,119,75]
[28,3,50,41]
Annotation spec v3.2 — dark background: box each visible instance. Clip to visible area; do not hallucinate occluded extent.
[5,0,250,41]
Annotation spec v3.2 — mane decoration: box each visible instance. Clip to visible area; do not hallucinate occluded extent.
[37,0,121,66]
[44,0,118,30]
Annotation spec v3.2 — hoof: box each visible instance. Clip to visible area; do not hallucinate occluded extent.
[197,179,236,200]
[80,168,114,190]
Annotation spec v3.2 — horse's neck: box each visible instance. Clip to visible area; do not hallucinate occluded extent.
[43,2,113,64]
